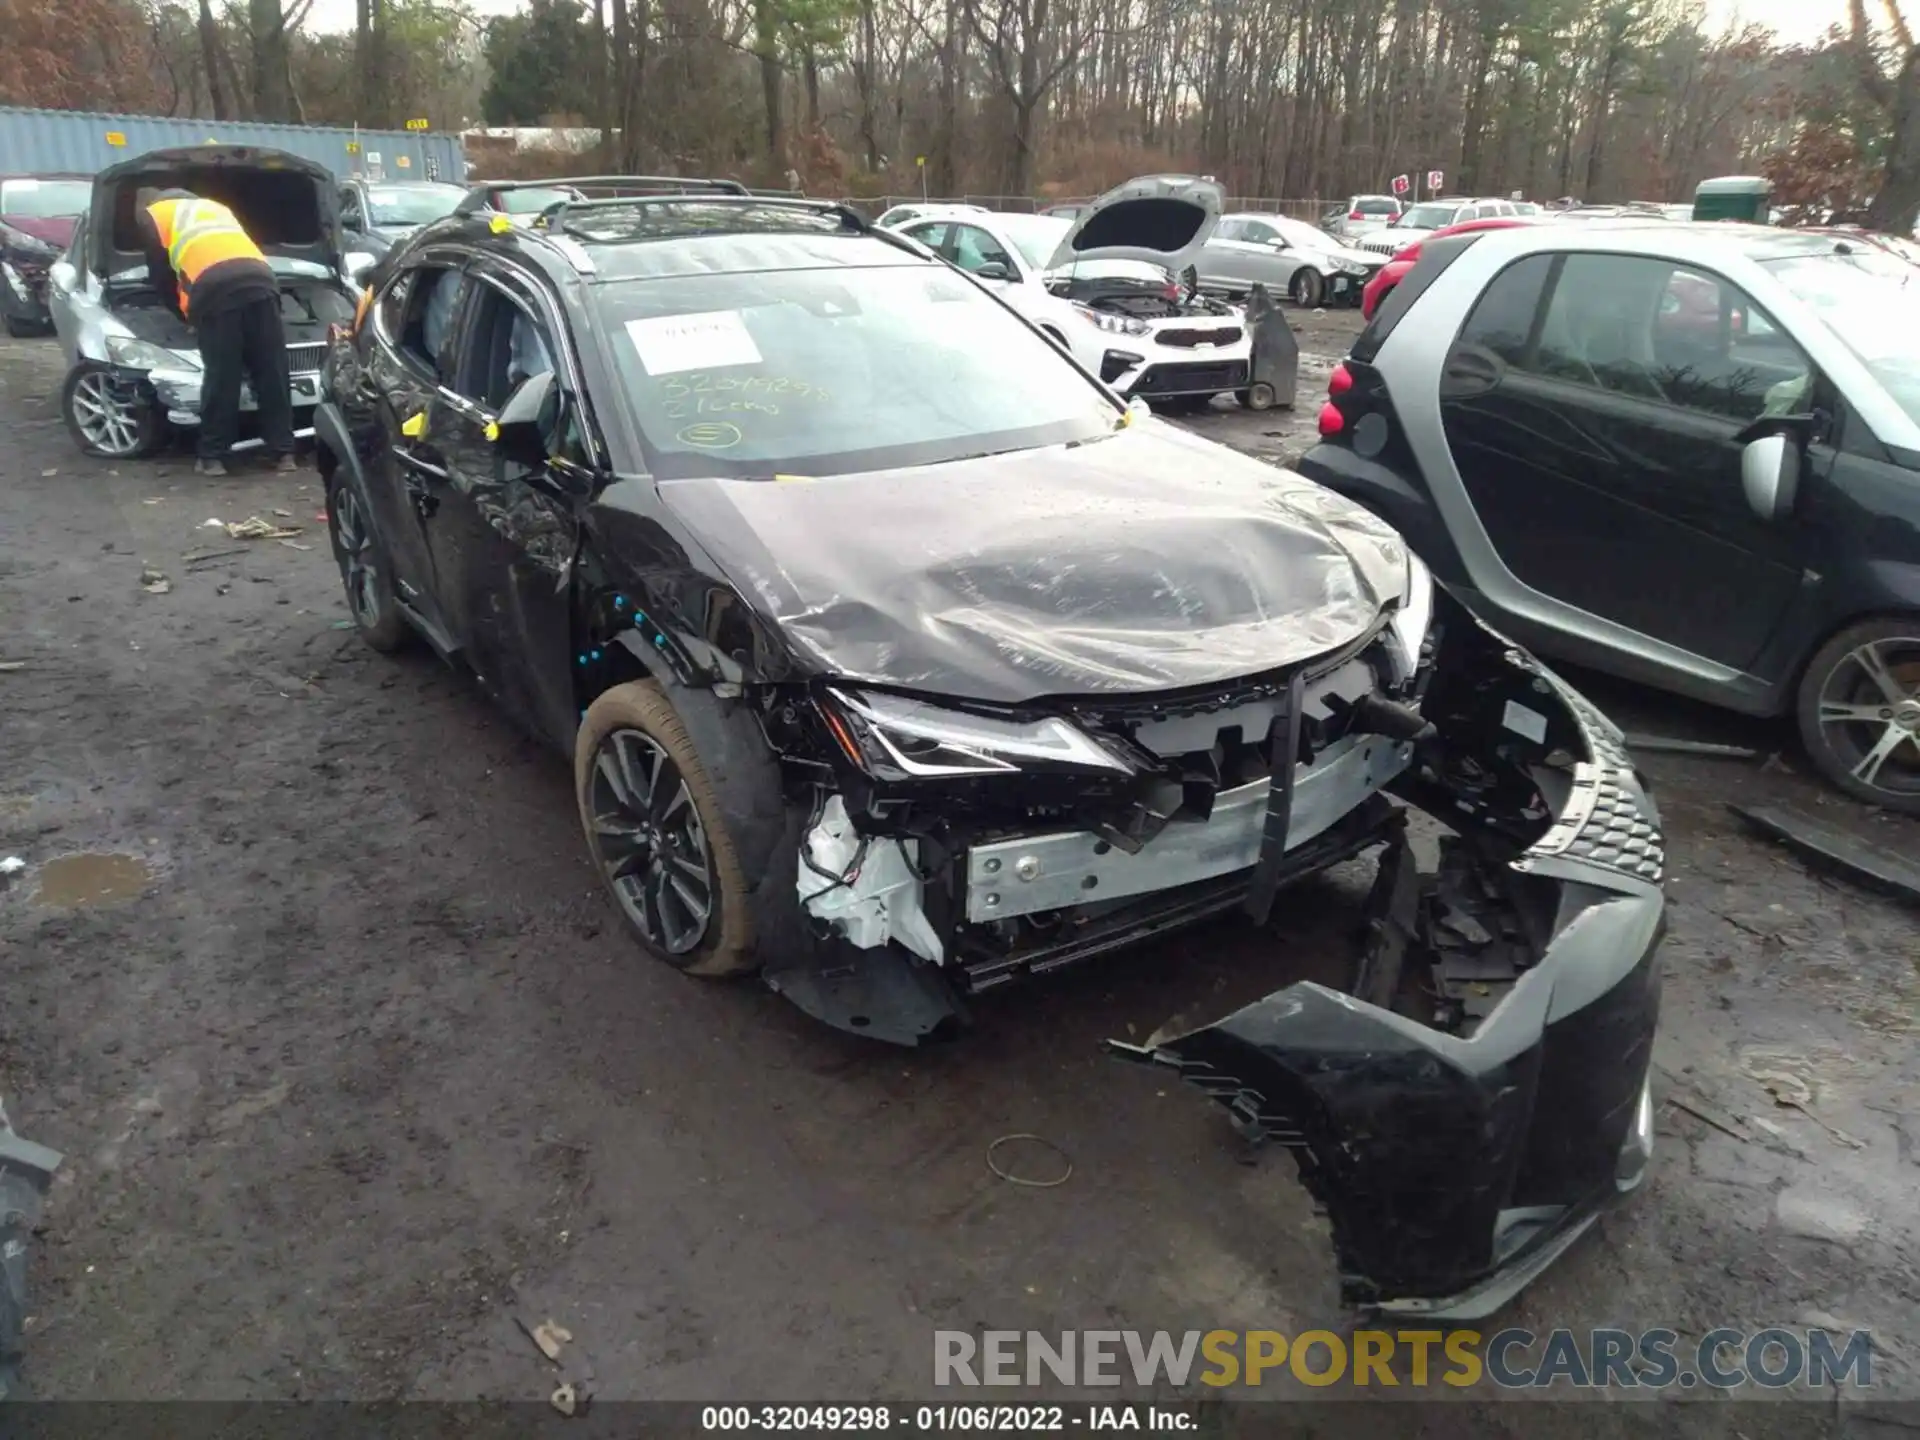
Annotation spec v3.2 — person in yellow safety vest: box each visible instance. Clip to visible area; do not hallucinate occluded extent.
[136,188,297,477]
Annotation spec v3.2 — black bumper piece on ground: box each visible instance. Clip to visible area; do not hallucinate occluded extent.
[1110,595,1665,1319]
[0,1099,62,1399]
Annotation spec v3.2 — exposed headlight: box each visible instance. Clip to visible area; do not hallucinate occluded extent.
[1387,554,1434,680]
[823,687,1131,779]
[107,335,199,372]
[1335,259,1370,277]
[1074,305,1152,338]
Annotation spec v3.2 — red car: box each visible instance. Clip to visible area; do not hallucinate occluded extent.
[1360,216,1535,319]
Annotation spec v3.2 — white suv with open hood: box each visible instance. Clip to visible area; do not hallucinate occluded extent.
[888,176,1255,406]
[46,144,364,458]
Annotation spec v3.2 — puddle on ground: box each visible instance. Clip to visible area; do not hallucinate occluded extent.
[32,852,152,908]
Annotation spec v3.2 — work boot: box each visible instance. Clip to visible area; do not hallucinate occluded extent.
[195,457,229,477]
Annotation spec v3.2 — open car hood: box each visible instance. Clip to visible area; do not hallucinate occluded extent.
[1044,174,1225,273]
[87,145,340,278]
[654,420,1409,704]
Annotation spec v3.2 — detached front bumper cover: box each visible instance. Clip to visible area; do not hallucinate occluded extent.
[0,1098,62,1400]
[1111,593,1664,1319]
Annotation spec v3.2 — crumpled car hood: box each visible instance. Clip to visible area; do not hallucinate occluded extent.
[0,215,74,248]
[655,420,1408,702]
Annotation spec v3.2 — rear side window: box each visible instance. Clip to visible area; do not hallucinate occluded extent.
[1453,255,1555,365]
[1356,198,1400,216]
[1352,233,1488,362]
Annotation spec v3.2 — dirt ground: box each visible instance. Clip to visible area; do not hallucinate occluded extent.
[2,310,1918,1423]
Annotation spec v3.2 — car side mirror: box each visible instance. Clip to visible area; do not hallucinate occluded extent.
[974,261,1014,282]
[492,369,564,470]
[1740,432,1800,522]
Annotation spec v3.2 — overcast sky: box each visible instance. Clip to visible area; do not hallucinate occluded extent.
[303,0,1853,50]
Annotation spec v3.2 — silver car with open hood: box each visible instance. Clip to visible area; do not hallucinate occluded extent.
[47,145,360,458]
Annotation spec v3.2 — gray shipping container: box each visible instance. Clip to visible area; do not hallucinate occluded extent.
[0,105,466,183]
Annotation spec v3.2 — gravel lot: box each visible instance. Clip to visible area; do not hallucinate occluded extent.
[2,311,1916,1424]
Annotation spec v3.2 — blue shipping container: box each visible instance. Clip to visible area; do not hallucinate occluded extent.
[0,105,466,182]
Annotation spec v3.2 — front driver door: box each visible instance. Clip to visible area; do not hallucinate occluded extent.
[416,262,584,749]
[1437,251,1819,673]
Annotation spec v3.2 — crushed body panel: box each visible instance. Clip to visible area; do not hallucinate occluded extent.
[1107,591,1665,1318]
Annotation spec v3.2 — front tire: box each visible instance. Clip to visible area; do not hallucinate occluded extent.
[576,681,761,976]
[61,362,164,458]
[1290,269,1325,308]
[1794,616,1920,813]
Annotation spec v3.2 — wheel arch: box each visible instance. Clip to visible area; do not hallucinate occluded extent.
[1787,601,1920,699]
[571,594,810,971]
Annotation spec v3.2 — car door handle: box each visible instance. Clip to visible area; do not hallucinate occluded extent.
[391,444,450,482]
[1440,347,1503,398]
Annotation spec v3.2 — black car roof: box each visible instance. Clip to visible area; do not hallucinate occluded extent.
[390,198,930,291]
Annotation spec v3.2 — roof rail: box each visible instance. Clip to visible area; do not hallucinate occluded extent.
[455,174,752,215]
[530,193,874,244]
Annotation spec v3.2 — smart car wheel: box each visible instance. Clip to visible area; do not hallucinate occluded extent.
[1290,269,1324,308]
[1795,617,1920,814]
[575,681,759,977]
[324,471,409,652]
[61,362,164,459]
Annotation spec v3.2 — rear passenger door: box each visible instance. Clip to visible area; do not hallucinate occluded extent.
[358,252,471,645]
[1437,251,1821,671]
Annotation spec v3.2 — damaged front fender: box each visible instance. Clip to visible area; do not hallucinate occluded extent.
[1112,591,1664,1319]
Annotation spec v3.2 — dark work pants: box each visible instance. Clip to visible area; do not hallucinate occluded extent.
[195,295,293,461]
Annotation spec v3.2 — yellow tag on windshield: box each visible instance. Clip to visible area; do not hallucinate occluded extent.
[485,422,500,442]
[489,215,512,234]
[400,412,426,438]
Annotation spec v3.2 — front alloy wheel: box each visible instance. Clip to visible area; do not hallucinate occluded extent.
[1290,269,1325,308]
[1798,619,1920,812]
[574,681,761,977]
[588,728,717,956]
[61,362,163,458]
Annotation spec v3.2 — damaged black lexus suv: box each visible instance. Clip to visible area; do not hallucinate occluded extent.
[317,178,1664,1319]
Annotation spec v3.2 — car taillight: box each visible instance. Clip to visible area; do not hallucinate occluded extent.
[1318,402,1345,438]
[1328,363,1355,398]
[1349,210,1365,220]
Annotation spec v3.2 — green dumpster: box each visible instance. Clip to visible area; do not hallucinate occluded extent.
[1693,176,1771,224]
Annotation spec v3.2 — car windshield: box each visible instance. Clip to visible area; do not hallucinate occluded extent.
[367,186,462,226]
[496,186,579,215]
[997,214,1070,269]
[0,179,90,218]
[1271,216,1336,250]
[1400,204,1459,229]
[598,263,1118,480]
[1766,250,1920,427]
